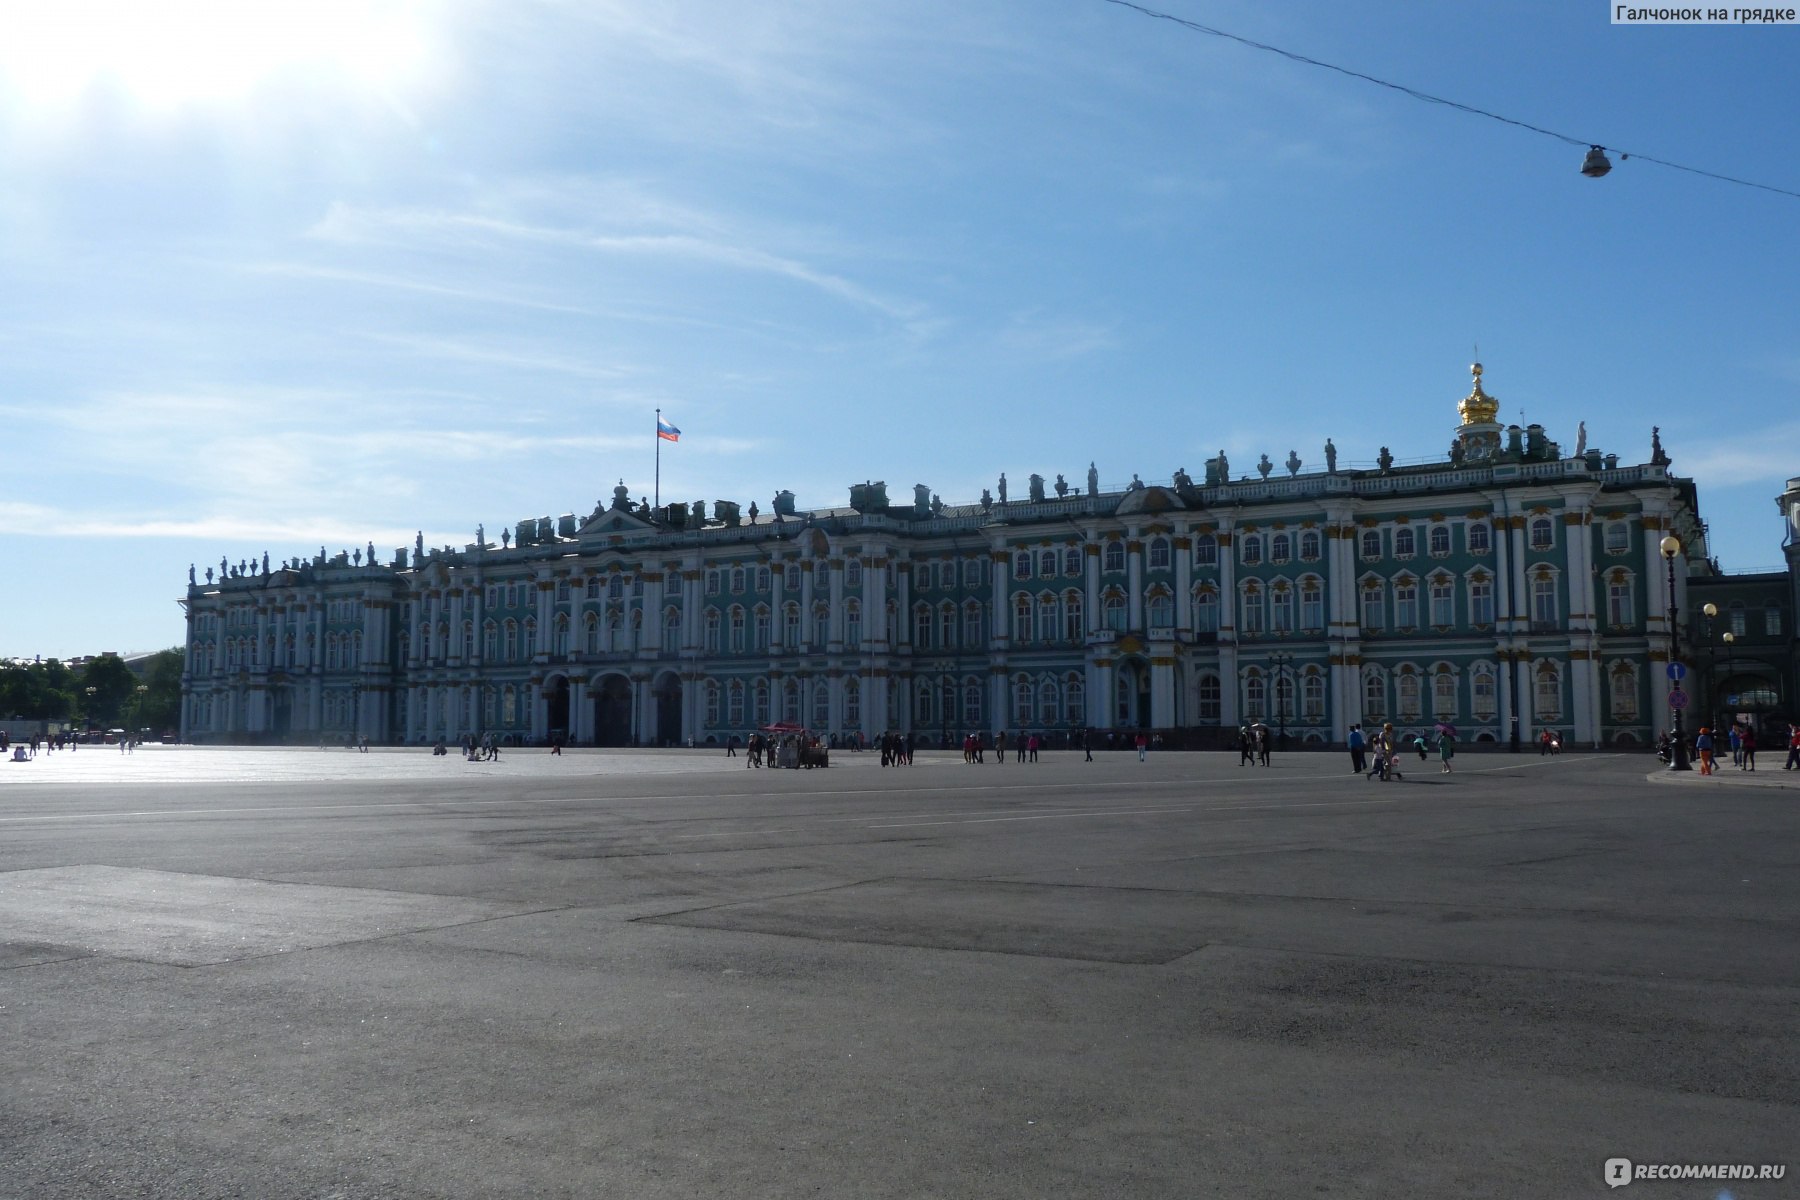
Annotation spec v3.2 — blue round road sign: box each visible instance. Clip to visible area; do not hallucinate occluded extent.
[1666,662,1687,681]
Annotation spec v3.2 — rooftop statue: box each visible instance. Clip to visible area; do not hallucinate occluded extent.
[1324,438,1337,472]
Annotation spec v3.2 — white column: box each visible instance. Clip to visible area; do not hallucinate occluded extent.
[827,559,845,651]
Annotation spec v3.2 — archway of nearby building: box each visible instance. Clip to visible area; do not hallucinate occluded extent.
[653,671,682,746]
[544,675,571,744]
[271,687,293,738]
[1711,667,1783,735]
[593,673,633,746]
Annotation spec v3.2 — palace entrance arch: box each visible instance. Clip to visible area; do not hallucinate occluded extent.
[652,671,682,746]
[593,673,633,746]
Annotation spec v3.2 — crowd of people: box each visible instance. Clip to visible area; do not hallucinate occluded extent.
[1344,721,1457,779]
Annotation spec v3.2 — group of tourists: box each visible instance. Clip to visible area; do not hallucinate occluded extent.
[1346,721,1456,779]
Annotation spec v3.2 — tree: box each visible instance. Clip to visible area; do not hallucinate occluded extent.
[78,654,138,728]
[137,648,185,733]
[0,660,77,721]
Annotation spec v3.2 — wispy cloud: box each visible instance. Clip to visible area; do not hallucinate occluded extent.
[243,261,598,316]
[994,309,1120,360]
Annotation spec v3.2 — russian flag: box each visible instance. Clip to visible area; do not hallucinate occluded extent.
[656,416,681,442]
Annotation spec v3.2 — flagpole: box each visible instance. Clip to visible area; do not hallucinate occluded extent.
[654,407,661,511]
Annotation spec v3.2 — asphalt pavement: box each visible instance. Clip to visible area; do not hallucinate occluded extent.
[1,745,1794,1198]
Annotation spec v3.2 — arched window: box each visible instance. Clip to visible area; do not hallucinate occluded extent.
[503,620,519,662]
[1361,530,1382,558]
[1302,671,1324,719]
[845,599,862,646]
[485,620,500,661]
[1147,589,1174,628]
[1195,588,1219,633]
[1530,517,1554,550]
[916,563,933,592]
[1396,672,1421,719]
[963,601,984,647]
[728,680,746,726]
[782,678,801,724]
[1429,525,1451,556]
[753,606,771,651]
[1103,592,1126,632]
[1194,538,1217,567]
[1038,680,1060,725]
[1394,580,1419,629]
[845,676,862,727]
[1610,665,1638,721]
[1299,530,1321,560]
[1363,670,1387,719]
[1394,527,1415,557]
[916,602,935,648]
[1240,584,1264,635]
[553,613,570,656]
[916,682,934,726]
[1104,541,1126,573]
[1728,601,1746,636]
[1468,522,1491,554]
[812,681,830,729]
[1064,591,1084,641]
[1064,547,1082,576]
[756,566,771,592]
[1472,668,1497,720]
[1534,662,1562,721]
[1244,673,1266,720]
[609,576,625,601]
[1013,595,1033,643]
[1065,676,1085,724]
[705,569,720,595]
[663,607,681,653]
[753,679,770,726]
[1014,552,1032,580]
[963,680,983,727]
[1607,574,1634,627]
[523,617,538,658]
[1039,550,1057,578]
[1014,677,1035,724]
[1532,575,1559,626]
[729,606,746,653]
[1198,674,1221,721]
[729,566,745,594]
[704,610,720,653]
[1430,577,1455,627]
[705,680,721,726]
[783,602,801,646]
[325,633,340,670]
[1037,594,1057,642]
[1241,535,1263,566]
[1432,668,1457,718]
[1270,534,1290,564]
[1149,538,1171,569]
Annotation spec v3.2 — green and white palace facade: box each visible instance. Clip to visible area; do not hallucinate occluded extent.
[180,367,1731,750]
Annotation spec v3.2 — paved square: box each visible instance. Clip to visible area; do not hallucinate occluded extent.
[0,747,1793,1198]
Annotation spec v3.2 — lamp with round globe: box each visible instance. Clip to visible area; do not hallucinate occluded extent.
[1660,535,1691,771]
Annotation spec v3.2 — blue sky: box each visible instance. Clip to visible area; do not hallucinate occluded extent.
[3,0,1796,660]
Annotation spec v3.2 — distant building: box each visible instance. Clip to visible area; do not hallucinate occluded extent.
[179,366,1792,748]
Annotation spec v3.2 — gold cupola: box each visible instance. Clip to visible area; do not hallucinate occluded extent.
[1458,362,1499,426]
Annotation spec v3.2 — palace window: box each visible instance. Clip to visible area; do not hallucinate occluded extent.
[1300,580,1323,631]
[1468,522,1491,554]
[1244,673,1266,720]
[784,602,802,647]
[1241,535,1263,566]
[963,601,984,647]
[845,559,862,589]
[1604,522,1629,553]
[915,563,932,592]
[1534,663,1562,722]
[503,620,519,662]
[1270,586,1293,633]
[1037,594,1058,642]
[966,559,985,589]
[845,600,862,646]
[1361,583,1385,631]
[754,680,771,726]
[523,617,538,657]
[1607,579,1633,627]
[705,569,720,595]
[705,681,721,727]
[1148,590,1174,629]
[1149,538,1171,569]
[756,566,771,592]
[729,567,745,594]
[1396,673,1421,720]
[1014,678,1035,725]
[1394,582,1418,629]
[1430,579,1455,627]
[845,677,861,727]
[1363,670,1386,720]
[919,603,937,648]
[754,606,771,651]
[1470,578,1495,626]
[944,602,960,648]
[1240,587,1264,635]
[1299,531,1321,561]
[1394,527,1416,558]
[1038,680,1060,725]
[1429,526,1451,556]
[705,610,721,653]
[556,579,570,602]
[663,607,681,653]
[1432,669,1457,718]
[553,613,570,656]
[1195,588,1219,633]
[964,681,982,727]
[1104,541,1126,573]
[1530,517,1555,551]
[1270,534,1290,564]
[1014,552,1032,581]
[1533,577,1559,626]
[1103,593,1126,632]
[1472,668,1497,720]
[1198,674,1221,721]
[1064,548,1082,576]
[729,607,746,653]
[1064,592,1084,642]
[812,682,830,729]
[1013,595,1032,644]
[1767,605,1783,636]
[609,576,625,602]
[1729,602,1746,637]
[1360,530,1381,559]
[1303,672,1324,720]
[1610,665,1638,721]
[728,681,746,727]
[1194,539,1217,567]
[783,679,801,725]
[1040,550,1058,578]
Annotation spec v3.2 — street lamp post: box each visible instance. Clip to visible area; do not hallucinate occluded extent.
[84,686,97,740]
[1269,652,1293,745]
[1661,535,1692,771]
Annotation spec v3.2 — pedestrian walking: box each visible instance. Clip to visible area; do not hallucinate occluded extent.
[1438,727,1456,773]
[995,731,1007,763]
[1695,727,1714,775]
[1347,724,1366,775]
[1135,732,1148,762]
[1741,725,1757,771]
[1082,729,1093,762]
[1786,725,1800,770]
[1729,725,1743,768]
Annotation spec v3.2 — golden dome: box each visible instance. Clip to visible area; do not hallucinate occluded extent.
[1458,362,1499,426]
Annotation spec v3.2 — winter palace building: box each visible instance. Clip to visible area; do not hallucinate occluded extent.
[180,366,1800,750]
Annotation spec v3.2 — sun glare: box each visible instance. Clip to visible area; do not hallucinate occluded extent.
[0,0,437,116]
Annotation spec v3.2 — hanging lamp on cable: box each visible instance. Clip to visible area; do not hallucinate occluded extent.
[1581,145,1613,178]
